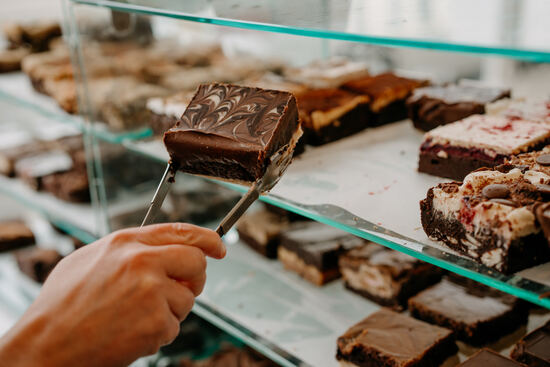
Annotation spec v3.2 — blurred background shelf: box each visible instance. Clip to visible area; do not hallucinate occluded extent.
[72,0,550,62]
[0,73,153,144]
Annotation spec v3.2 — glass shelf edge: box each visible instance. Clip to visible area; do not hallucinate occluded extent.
[72,0,550,62]
[0,87,153,144]
[193,301,305,367]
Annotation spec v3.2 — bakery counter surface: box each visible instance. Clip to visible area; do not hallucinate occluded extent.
[0,73,152,143]
[125,120,550,308]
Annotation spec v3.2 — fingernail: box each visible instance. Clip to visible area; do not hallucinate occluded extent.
[220,241,227,258]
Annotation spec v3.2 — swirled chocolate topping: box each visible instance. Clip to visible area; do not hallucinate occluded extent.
[164,83,300,182]
[176,83,292,147]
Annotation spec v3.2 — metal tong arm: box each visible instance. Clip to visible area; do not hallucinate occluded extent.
[216,183,260,237]
[141,164,175,227]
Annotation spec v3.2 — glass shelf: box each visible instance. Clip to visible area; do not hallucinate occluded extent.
[124,121,550,309]
[71,0,550,62]
[0,73,152,144]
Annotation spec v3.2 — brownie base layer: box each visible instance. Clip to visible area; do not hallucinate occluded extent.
[236,230,278,259]
[370,100,408,127]
[420,191,550,274]
[409,300,528,346]
[336,330,457,367]
[305,104,370,146]
[278,247,340,285]
[343,266,443,311]
[418,149,503,181]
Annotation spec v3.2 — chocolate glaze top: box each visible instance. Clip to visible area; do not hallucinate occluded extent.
[409,277,519,324]
[337,308,452,364]
[173,83,294,148]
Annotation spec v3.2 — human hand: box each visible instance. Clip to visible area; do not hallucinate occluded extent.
[0,223,225,367]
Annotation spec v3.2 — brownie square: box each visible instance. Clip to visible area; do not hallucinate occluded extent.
[339,243,443,310]
[278,221,365,285]
[407,84,510,131]
[146,91,194,135]
[420,164,550,273]
[408,276,528,346]
[418,115,550,181]
[0,47,31,73]
[15,247,63,283]
[295,88,370,146]
[0,220,35,252]
[14,151,74,190]
[460,349,526,366]
[284,57,370,89]
[3,21,61,52]
[164,83,301,182]
[343,72,428,126]
[0,132,45,177]
[336,308,457,367]
[487,98,550,124]
[41,169,90,203]
[511,320,550,366]
[237,208,289,258]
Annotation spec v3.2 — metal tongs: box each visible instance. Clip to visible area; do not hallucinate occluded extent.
[141,145,294,237]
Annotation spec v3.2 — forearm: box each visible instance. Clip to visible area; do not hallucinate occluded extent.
[0,311,57,367]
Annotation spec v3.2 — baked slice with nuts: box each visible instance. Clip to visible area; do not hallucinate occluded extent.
[420,162,550,274]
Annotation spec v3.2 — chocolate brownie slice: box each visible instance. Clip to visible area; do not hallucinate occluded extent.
[408,276,528,346]
[343,72,428,126]
[420,164,550,273]
[511,320,550,366]
[278,221,365,285]
[460,349,526,366]
[164,83,301,182]
[336,308,457,367]
[15,247,63,283]
[14,151,74,191]
[237,208,289,258]
[0,220,35,252]
[3,21,61,52]
[418,115,550,181]
[407,84,510,131]
[146,91,194,135]
[339,242,443,310]
[295,88,370,145]
[0,47,31,73]
[284,57,369,89]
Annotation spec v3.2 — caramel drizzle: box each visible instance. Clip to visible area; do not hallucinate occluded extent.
[179,84,288,147]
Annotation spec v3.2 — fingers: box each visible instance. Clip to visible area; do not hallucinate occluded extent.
[155,244,207,281]
[120,223,226,259]
[179,272,206,297]
[165,280,195,321]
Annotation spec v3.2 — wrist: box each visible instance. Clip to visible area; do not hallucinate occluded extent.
[0,310,60,367]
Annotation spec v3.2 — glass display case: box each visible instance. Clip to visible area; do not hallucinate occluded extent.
[2,1,550,366]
